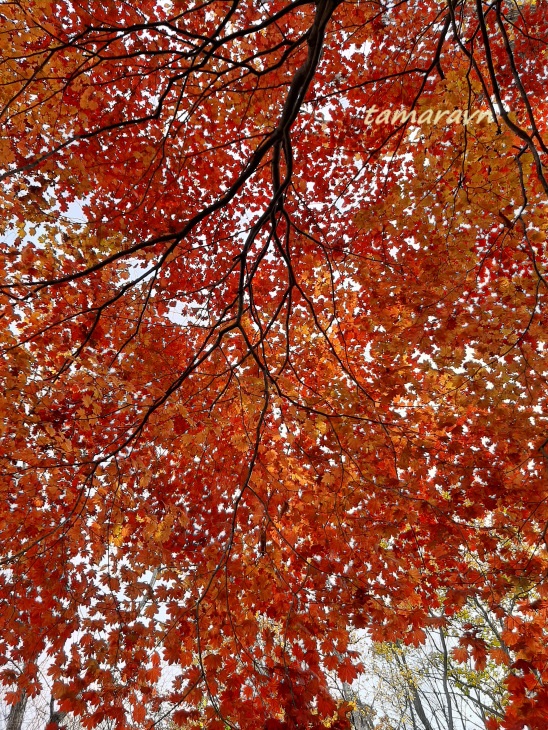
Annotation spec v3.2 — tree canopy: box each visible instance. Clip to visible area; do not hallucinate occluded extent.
[1,0,548,728]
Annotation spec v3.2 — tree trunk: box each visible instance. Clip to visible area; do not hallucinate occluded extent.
[6,692,27,730]
[45,696,67,730]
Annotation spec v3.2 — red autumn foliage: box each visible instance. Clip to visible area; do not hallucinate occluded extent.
[1,0,548,728]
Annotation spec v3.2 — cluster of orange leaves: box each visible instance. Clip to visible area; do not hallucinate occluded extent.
[1,0,548,728]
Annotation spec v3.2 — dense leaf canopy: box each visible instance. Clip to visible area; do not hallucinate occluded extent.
[1,0,548,728]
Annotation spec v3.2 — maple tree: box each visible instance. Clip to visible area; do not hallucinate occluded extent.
[1,0,548,728]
